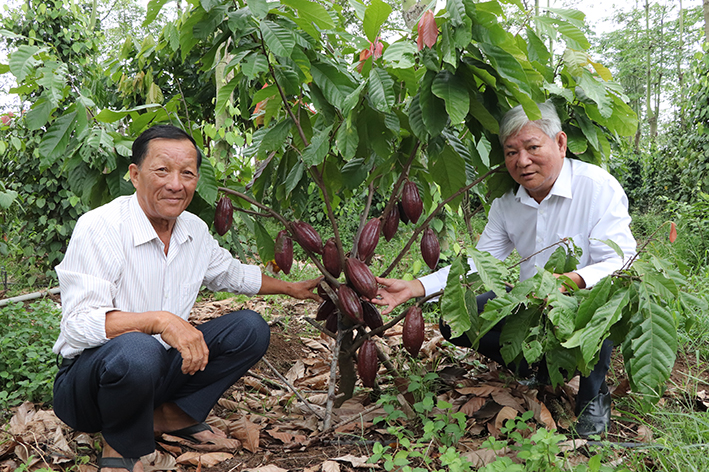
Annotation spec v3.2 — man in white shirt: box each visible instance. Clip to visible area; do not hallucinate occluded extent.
[373,102,636,438]
[52,125,321,472]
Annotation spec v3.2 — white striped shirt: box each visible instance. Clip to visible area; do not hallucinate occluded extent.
[53,194,262,358]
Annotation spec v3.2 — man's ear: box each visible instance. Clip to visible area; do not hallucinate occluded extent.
[128,163,139,189]
[556,131,568,155]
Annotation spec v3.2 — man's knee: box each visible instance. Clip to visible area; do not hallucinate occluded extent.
[98,332,168,383]
[209,310,270,357]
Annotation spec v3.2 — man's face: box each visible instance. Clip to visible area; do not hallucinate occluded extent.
[129,138,199,231]
[503,123,567,203]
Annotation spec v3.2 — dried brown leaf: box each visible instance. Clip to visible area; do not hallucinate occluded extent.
[9,402,35,435]
[460,397,486,417]
[322,460,340,472]
[142,450,177,471]
[266,428,293,444]
[494,406,519,431]
[286,360,306,384]
[332,454,376,467]
[462,448,508,468]
[637,425,653,442]
[558,439,587,452]
[244,465,289,472]
[491,391,525,413]
[176,452,233,467]
[455,386,501,397]
[244,377,270,395]
[231,416,260,452]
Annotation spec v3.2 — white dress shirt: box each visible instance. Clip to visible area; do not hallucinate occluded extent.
[53,194,263,358]
[419,158,636,296]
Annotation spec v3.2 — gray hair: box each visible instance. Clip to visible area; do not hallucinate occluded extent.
[498,101,563,146]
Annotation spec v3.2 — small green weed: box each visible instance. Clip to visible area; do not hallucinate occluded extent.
[0,299,60,412]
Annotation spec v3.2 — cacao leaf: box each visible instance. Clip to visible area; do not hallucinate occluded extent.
[431,70,469,124]
[368,68,396,113]
[196,156,219,204]
[469,248,509,297]
[440,255,471,339]
[260,20,296,57]
[281,0,335,29]
[669,222,677,243]
[416,10,438,50]
[430,145,466,212]
[38,111,77,168]
[301,125,333,167]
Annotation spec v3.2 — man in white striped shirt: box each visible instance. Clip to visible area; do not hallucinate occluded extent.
[52,125,321,472]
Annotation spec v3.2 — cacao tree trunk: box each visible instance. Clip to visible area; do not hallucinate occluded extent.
[703,0,709,44]
[645,0,656,142]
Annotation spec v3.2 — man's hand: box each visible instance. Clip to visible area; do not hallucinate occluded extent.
[370,277,425,315]
[554,272,586,292]
[105,310,209,375]
[258,274,323,302]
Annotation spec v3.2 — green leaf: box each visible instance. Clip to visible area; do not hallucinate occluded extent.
[196,157,218,205]
[336,121,359,159]
[281,0,335,29]
[242,53,269,80]
[254,220,275,263]
[468,98,499,134]
[260,118,294,154]
[624,298,677,398]
[363,0,392,43]
[431,70,469,124]
[382,41,416,69]
[368,68,395,113]
[577,71,612,118]
[440,255,471,339]
[407,93,428,141]
[574,276,612,329]
[595,238,624,259]
[144,0,172,26]
[430,146,466,212]
[310,62,355,111]
[215,76,239,116]
[284,160,305,195]
[479,43,531,96]
[500,305,539,365]
[260,20,296,57]
[38,111,77,167]
[9,45,42,83]
[247,0,269,19]
[572,105,599,151]
[301,125,333,167]
[469,248,509,297]
[25,97,53,131]
[419,71,448,136]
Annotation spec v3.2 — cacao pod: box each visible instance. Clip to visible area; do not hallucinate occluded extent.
[383,205,399,241]
[338,285,363,324]
[322,238,342,278]
[274,230,293,275]
[345,257,378,299]
[362,300,383,332]
[402,305,424,357]
[292,220,324,254]
[214,196,233,236]
[325,311,338,333]
[316,299,337,321]
[398,200,409,224]
[317,282,334,302]
[357,218,381,261]
[420,228,440,271]
[358,339,379,388]
[401,180,423,224]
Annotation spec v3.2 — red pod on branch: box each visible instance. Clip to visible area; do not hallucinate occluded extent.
[325,311,338,333]
[338,285,363,324]
[274,230,293,275]
[402,305,424,357]
[357,217,381,262]
[317,282,335,302]
[420,227,440,271]
[362,300,384,332]
[316,299,337,321]
[401,180,423,224]
[292,220,324,254]
[357,339,379,388]
[322,238,342,278]
[397,200,409,225]
[345,257,378,300]
[214,196,233,236]
[383,205,400,241]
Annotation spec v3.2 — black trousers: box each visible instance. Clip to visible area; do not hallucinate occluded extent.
[53,310,269,458]
[439,290,612,411]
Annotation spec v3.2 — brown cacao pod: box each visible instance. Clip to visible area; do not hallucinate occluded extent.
[345,257,378,300]
[358,339,379,388]
[383,205,400,241]
[397,200,409,224]
[292,220,324,254]
[214,196,233,236]
[401,180,423,224]
[338,285,363,324]
[402,305,424,357]
[362,300,383,332]
[325,311,338,333]
[420,228,440,271]
[274,230,293,275]
[357,218,381,261]
[316,299,337,321]
[317,282,334,302]
[322,238,342,278]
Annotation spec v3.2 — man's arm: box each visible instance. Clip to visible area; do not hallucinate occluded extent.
[257,274,322,301]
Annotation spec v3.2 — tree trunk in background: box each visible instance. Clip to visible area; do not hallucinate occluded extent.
[645,0,657,142]
[678,0,685,128]
[215,40,234,163]
[703,0,709,44]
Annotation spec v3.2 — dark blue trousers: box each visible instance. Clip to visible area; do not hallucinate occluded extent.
[53,310,269,458]
[439,290,612,411]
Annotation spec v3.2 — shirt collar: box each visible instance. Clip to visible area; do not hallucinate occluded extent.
[129,193,193,247]
[514,158,572,205]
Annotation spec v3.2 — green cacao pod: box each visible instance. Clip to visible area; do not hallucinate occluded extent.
[292,220,324,254]
[214,196,233,236]
[338,285,363,324]
[420,228,440,271]
[402,305,424,357]
[316,299,337,321]
[345,257,378,299]
[401,180,423,224]
[362,300,383,332]
[357,217,381,262]
[322,238,342,278]
[383,205,400,241]
[358,339,378,388]
[274,230,293,275]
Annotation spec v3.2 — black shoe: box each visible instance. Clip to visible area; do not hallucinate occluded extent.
[574,389,611,438]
